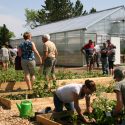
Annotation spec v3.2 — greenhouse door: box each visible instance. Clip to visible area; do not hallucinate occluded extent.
[111,37,120,64]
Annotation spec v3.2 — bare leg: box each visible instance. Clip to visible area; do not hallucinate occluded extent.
[25,74,32,90]
[87,64,89,71]
[5,62,8,70]
[89,64,92,72]
[111,69,114,75]
[46,75,51,89]
[31,75,35,88]
[109,69,112,75]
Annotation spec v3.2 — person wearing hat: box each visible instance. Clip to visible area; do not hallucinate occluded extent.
[113,68,125,124]
[53,79,96,123]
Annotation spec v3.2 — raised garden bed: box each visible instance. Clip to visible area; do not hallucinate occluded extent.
[36,93,117,125]
[0,97,54,110]
[0,77,113,92]
[37,111,74,125]
[0,81,28,92]
[57,77,114,87]
[0,76,115,110]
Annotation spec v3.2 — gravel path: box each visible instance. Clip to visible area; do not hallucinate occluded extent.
[0,105,38,125]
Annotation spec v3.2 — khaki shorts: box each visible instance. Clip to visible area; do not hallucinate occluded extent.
[21,59,36,76]
[43,57,57,77]
[2,56,9,63]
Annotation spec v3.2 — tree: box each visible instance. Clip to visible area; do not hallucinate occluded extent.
[72,0,83,17]
[25,8,40,29]
[25,0,96,28]
[25,0,85,28]
[89,8,96,14]
[0,24,15,46]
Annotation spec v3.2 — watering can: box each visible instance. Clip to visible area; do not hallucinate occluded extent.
[16,100,33,118]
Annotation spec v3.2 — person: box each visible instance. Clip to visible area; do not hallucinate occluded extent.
[53,79,96,123]
[8,45,17,66]
[113,68,125,125]
[1,44,9,71]
[100,43,109,75]
[93,43,100,69]
[81,40,95,71]
[106,40,116,75]
[18,32,42,90]
[41,34,58,89]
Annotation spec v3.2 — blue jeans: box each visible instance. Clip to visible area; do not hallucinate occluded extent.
[53,93,74,112]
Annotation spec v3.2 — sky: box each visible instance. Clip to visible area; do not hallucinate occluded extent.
[0,0,125,38]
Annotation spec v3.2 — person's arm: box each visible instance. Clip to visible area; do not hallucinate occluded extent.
[81,46,84,54]
[32,42,42,64]
[73,92,91,123]
[114,91,123,114]
[73,92,82,116]
[42,51,48,64]
[55,48,58,57]
[85,95,93,113]
[41,43,49,64]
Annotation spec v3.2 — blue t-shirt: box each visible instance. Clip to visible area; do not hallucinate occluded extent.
[19,41,35,60]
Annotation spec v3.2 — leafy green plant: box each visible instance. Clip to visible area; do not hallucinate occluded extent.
[96,84,114,94]
[0,68,24,82]
[56,70,104,80]
[86,95,116,125]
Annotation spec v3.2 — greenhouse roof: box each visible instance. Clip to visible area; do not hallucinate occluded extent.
[31,6,124,36]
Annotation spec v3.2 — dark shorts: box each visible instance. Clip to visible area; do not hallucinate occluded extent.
[108,61,114,69]
[43,57,57,77]
[86,54,94,65]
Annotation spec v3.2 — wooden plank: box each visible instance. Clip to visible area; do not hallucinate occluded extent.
[0,97,11,109]
[0,81,28,91]
[37,114,61,125]
[0,96,54,110]
[36,111,74,125]
[0,90,33,96]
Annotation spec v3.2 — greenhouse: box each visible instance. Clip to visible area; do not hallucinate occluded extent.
[11,6,125,66]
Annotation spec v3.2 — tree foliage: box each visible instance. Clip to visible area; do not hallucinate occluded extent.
[89,8,97,14]
[0,24,15,46]
[25,0,96,28]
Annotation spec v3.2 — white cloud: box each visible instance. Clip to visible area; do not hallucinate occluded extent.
[0,14,27,37]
